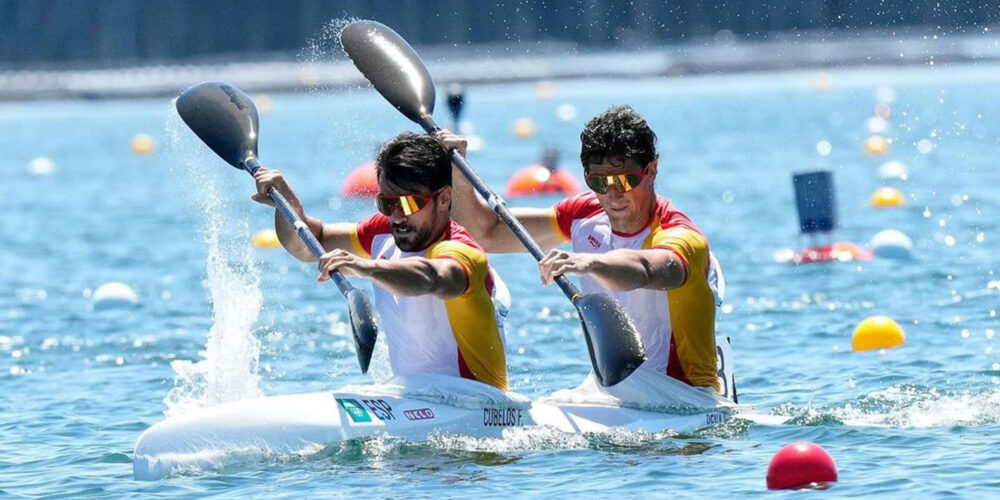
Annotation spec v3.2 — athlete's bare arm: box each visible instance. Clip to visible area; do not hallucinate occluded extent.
[316,250,468,299]
[251,167,360,261]
[436,130,565,253]
[538,247,686,292]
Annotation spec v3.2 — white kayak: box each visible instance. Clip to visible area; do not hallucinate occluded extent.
[134,364,786,480]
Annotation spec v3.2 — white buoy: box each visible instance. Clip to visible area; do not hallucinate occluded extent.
[467,134,485,152]
[28,157,56,175]
[878,161,909,181]
[557,103,578,121]
[869,229,914,259]
[92,282,139,310]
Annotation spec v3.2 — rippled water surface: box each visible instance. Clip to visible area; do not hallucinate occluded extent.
[2,65,999,498]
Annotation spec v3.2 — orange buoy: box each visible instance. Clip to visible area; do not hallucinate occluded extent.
[767,442,838,490]
[793,241,873,264]
[341,161,378,197]
[504,165,582,197]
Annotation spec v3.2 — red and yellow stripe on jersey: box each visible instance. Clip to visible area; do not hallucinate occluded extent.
[349,214,508,390]
[550,192,721,392]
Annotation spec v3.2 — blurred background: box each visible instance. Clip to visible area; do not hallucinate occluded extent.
[3,1,1000,497]
[4,0,1000,99]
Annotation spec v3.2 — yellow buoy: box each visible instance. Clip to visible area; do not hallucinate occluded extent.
[252,229,281,249]
[852,316,905,351]
[863,135,890,156]
[870,186,905,208]
[513,118,537,139]
[254,94,274,114]
[130,134,156,155]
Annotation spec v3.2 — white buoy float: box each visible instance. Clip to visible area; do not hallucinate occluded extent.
[92,282,139,310]
[28,157,56,175]
[869,229,914,259]
[878,160,909,181]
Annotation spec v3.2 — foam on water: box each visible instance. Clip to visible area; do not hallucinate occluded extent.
[161,107,264,417]
[775,384,1000,428]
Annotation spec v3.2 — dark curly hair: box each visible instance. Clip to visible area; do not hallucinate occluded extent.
[579,105,658,170]
[375,132,451,192]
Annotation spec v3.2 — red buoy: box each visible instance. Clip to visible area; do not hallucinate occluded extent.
[341,161,378,197]
[504,165,582,197]
[766,442,838,490]
[793,241,873,264]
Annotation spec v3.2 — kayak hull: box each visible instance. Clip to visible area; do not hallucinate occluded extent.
[134,386,734,480]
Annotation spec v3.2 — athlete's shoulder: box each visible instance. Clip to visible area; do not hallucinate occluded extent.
[654,197,705,238]
[429,221,490,295]
[554,191,604,220]
[444,220,486,253]
[354,213,392,256]
[551,191,604,239]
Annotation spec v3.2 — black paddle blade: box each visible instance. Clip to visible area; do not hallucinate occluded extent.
[340,21,437,125]
[175,82,259,168]
[573,293,646,386]
[345,288,378,374]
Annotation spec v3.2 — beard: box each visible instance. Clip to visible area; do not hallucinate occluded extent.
[392,218,438,252]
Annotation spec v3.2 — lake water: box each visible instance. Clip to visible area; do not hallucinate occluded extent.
[2,63,999,497]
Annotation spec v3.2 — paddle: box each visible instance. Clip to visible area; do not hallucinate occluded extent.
[175,82,378,374]
[341,21,646,387]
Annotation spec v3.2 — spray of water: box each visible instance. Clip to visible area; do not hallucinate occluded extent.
[162,102,264,416]
[774,384,1000,428]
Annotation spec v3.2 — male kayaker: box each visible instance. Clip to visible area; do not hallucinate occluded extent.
[441,105,722,393]
[252,132,508,390]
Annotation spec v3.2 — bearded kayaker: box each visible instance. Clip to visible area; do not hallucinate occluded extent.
[441,105,722,393]
[252,132,508,390]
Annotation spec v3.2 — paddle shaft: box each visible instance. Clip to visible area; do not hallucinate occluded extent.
[421,117,582,301]
[242,156,356,294]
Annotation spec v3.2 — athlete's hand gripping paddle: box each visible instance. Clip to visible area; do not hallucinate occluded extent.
[175,82,378,374]
[340,21,646,386]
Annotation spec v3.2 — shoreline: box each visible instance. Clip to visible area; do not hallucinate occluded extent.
[2,30,999,101]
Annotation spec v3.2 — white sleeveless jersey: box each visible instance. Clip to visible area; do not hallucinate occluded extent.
[350,215,508,390]
[551,192,721,391]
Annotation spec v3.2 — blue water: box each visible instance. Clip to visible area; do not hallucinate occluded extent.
[3,65,1000,498]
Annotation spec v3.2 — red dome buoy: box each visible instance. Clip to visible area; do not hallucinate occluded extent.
[766,442,838,490]
[341,161,378,197]
[793,241,873,264]
[504,165,582,197]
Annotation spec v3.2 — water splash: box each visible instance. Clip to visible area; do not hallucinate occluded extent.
[162,103,263,417]
[773,384,1000,428]
[299,18,354,66]
[298,17,357,92]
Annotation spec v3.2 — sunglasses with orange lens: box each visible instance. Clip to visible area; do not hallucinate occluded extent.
[375,190,440,216]
[584,168,648,194]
